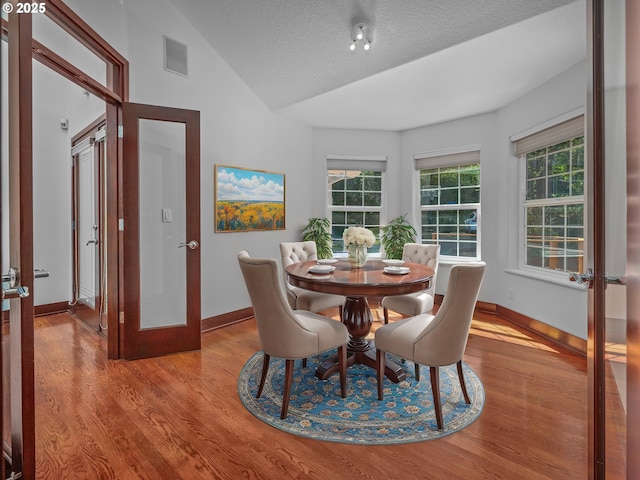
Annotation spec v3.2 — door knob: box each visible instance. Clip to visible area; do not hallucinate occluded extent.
[178,240,199,250]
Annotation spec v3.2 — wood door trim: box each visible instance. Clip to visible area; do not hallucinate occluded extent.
[587,1,606,477]
[626,1,640,477]
[7,11,36,479]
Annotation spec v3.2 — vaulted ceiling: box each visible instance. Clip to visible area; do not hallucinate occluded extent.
[168,0,586,131]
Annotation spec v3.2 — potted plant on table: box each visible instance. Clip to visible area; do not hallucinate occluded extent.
[301,217,334,259]
[380,214,418,260]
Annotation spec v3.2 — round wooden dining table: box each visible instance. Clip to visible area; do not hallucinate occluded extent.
[285,259,435,383]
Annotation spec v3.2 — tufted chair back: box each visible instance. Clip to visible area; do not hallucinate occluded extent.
[280,241,318,266]
[401,243,440,294]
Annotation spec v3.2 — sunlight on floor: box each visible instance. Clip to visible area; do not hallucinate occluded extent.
[469,319,559,353]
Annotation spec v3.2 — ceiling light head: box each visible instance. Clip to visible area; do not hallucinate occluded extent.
[350,23,374,52]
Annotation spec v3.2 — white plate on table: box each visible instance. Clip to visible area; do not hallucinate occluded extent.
[317,258,338,265]
[384,266,410,275]
[308,265,336,274]
[383,259,405,266]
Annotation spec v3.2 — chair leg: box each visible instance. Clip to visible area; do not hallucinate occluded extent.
[257,352,271,398]
[415,363,420,382]
[430,366,443,430]
[339,305,343,322]
[338,345,347,398]
[383,307,390,324]
[457,360,471,404]
[302,358,307,368]
[281,359,295,419]
[376,349,386,400]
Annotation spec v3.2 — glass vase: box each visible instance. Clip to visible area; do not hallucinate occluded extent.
[347,243,368,268]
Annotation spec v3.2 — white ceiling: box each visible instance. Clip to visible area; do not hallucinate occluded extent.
[168,0,586,131]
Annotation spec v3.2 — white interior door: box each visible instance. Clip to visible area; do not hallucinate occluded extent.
[77,144,97,308]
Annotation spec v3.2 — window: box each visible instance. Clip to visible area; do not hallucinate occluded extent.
[415,149,481,259]
[327,156,386,254]
[513,114,584,274]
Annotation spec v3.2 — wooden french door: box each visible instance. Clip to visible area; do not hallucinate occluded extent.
[1,11,35,480]
[121,103,201,360]
[587,0,640,478]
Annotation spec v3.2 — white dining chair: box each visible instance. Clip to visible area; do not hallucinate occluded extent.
[280,241,345,319]
[381,243,440,323]
[375,263,485,430]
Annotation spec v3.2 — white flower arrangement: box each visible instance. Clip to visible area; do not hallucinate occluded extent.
[343,226,376,248]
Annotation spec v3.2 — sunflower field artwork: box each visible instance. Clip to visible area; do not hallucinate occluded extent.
[215,165,286,232]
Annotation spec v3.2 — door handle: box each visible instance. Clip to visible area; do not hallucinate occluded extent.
[34,269,50,279]
[86,239,98,246]
[569,268,625,287]
[1,267,31,300]
[2,285,29,300]
[178,240,199,250]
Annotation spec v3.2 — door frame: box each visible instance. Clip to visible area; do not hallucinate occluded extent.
[40,0,129,360]
[3,0,128,476]
[70,116,107,332]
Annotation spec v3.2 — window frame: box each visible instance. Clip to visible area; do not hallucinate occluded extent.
[413,147,482,262]
[517,137,585,278]
[326,156,387,257]
[510,110,586,280]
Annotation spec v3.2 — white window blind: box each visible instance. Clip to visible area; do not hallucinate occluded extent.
[513,115,584,157]
[327,155,387,172]
[414,150,480,170]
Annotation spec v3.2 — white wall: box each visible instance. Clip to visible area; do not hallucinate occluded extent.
[311,129,402,220]
[313,61,589,340]
[57,0,315,318]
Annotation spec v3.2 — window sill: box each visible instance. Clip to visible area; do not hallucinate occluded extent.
[505,268,588,291]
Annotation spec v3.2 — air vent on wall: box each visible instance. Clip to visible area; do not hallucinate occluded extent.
[163,36,188,77]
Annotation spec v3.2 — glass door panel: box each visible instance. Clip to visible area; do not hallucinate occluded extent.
[138,119,187,329]
[121,102,200,360]
[603,0,627,476]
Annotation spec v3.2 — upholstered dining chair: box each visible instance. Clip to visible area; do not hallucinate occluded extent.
[280,241,345,319]
[237,251,349,419]
[381,243,440,324]
[375,262,485,430]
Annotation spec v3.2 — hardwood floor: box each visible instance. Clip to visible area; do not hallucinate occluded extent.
[31,306,594,480]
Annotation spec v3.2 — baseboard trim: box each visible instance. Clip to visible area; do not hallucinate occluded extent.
[495,305,587,357]
[35,302,70,317]
[201,307,254,333]
[435,294,586,357]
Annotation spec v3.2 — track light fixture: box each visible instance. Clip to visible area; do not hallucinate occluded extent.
[350,23,373,52]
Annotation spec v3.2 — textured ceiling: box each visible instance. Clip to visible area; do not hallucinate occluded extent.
[167,0,586,131]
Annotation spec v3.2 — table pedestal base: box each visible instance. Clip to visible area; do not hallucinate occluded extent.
[315,342,407,383]
[315,296,406,383]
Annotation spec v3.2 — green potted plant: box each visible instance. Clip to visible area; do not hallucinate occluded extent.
[380,214,417,259]
[301,217,334,259]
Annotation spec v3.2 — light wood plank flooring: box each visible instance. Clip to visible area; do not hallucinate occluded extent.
[31,307,593,480]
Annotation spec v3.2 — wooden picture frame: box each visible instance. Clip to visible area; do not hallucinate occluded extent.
[214,165,286,232]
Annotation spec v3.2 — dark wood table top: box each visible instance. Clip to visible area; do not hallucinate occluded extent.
[284,259,434,297]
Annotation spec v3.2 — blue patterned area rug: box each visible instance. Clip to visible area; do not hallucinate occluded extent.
[238,350,484,444]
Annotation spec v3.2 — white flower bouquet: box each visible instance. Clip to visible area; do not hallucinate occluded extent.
[342,226,376,248]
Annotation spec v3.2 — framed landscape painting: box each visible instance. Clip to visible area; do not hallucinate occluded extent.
[215,165,286,232]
